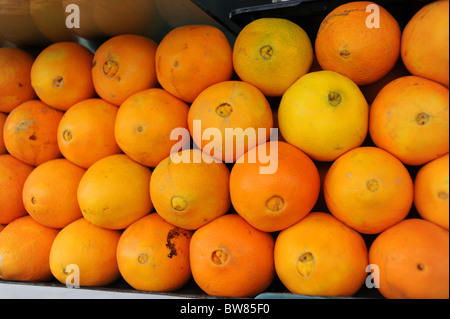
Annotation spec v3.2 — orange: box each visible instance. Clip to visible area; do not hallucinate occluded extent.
[0,47,37,113]
[369,218,449,299]
[324,147,413,234]
[115,88,190,168]
[230,141,320,232]
[92,34,158,106]
[0,215,59,282]
[401,0,449,87]
[0,224,4,233]
[188,80,273,163]
[278,70,369,162]
[315,1,401,86]
[414,153,449,230]
[274,212,368,297]
[117,213,192,292]
[0,155,33,224]
[49,217,121,287]
[77,154,152,230]
[3,100,63,166]
[150,149,230,230]
[57,98,121,169]
[30,42,95,111]
[22,158,86,229]
[233,18,313,97]
[369,76,449,166]
[155,25,233,103]
[190,214,275,298]
[0,112,7,154]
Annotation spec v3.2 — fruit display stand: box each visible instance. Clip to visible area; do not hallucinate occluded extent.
[0,0,448,303]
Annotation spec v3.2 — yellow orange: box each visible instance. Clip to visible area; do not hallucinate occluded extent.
[77,154,152,230]
[49,217,121,287]
[22,158,86,229]
[150,149,230,230]
[278,70,369,162]
[233,18,313,97]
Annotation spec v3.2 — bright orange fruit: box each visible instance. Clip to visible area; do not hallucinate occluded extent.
[230,141,320,232]
[117,213,192,292]
[3,100,63,166]
[315,1,401,86]
[369,218,449,299]
[190,214,275,298]
[92,34,158,106]
[274,212,368,297]
[0,47,36,113]
[0,215,59,282]
[156,25,233,103]
[30,42,95,111]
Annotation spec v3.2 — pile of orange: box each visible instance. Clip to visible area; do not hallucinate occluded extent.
[0,0,448,300]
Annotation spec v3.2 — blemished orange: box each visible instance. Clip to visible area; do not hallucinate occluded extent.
[274,212,368,297]
[230,141,320,232]
[278,70,369,162]
[190,214,275,298]
[0,155,34,224]
[324,147,414,234]
[49,217,121,287]
[0,47,37,113]
[30,42,95,111]
[77,154,152,230]
[369,218,449,299]
[0,216,59,282]
[369,76,449,166]
[0,112,7,154]
[155,25,233,103]
[414,153,449,230]
[401,0,449,87]
[3,100,63,166]
[92,34,158,106]
[117,213,192,292]
[57,98,121,169]
[115,88,190,168]
[188,80,273,163]
[233,18,313,97]
[22,158,86,229]
[315,1,401,86]
[150,149,230,230]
